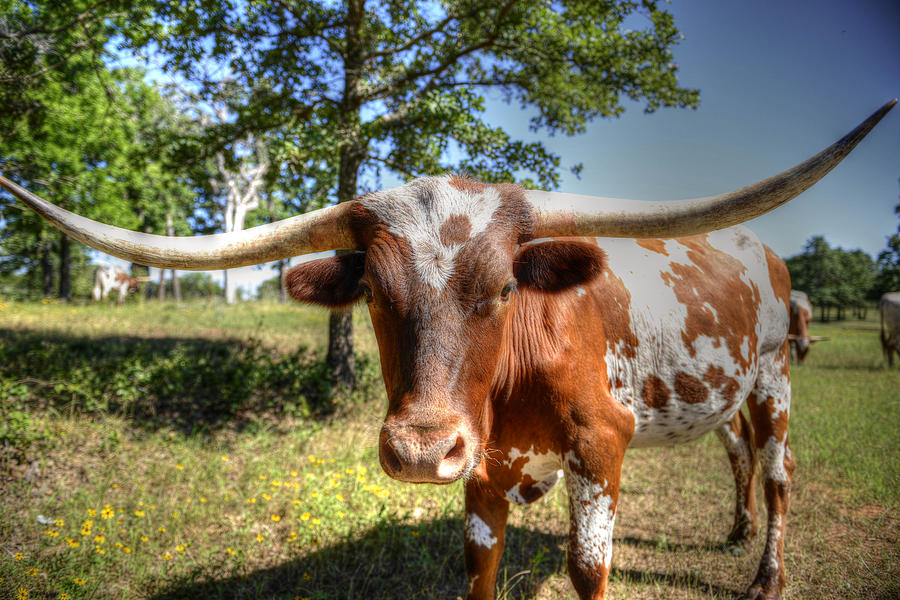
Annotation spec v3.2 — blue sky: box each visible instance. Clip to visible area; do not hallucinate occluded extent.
[499,0,899,259]
[118,1,900,292]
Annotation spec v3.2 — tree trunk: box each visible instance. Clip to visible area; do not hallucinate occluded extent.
[166,214,182,302]
[278,258,289,304]
[57,232,71,302]
[157,267,166,300]
[172,270,181,302]
[326,0,366,390]
[40,233,54,297]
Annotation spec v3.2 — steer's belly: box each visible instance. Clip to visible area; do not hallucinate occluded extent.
[627,399,745,448]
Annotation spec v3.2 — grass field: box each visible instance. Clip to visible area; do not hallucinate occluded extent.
[0,299,897,600]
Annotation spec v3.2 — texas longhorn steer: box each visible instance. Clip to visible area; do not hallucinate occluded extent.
[0,100,894,600]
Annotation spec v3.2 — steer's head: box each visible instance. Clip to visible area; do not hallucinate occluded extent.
[284,176,604,483]
[0,101,892,483]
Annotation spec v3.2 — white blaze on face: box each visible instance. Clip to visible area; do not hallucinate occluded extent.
[465,512,498,549]
[564,452,616,570]
[363,176,502,290]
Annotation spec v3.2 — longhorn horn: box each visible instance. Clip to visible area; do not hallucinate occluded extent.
[0,175,358,270]
[527,99,897,239]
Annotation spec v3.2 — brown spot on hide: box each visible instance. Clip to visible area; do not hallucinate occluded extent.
[595,266,639,360]
[447,175,488,195]
[703,364,741,409]
[641,375,670,409]
[439,214,472,246]
[660,236,761,372]
[114,271,129,284]
[636,238,668,255]
[674,372,709,404]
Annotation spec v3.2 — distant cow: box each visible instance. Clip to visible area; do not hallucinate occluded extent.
[92,265,146,305]
[788,290,827,363]
[880,291,900,367]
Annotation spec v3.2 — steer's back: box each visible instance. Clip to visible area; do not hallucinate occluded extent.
[590,226,790,448]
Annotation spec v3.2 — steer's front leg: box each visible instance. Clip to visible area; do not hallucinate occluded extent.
[563,443,627,600]
[464,479,510,600]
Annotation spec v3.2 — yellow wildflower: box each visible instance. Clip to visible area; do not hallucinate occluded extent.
[302,573,311,581]
[300,512,310,521]
[225,547,236,556]
[134,510,145,517]
[262,493,272,501]
[55,519,65,527]
[123,547,132,554]
[271,514,281,522]
[73,577,86,585]
[140,536,149,542]
[44,530,60,537]
[26,568,39,576]
[200,497,207,503]
[175,544,185,554]
[17,588,27,600]
[256,533,265,543]
[94,535,105,544]
[176,464,185,470]
[247,497,256,504]
[158,527,166,533]
[290,471,298,477]
[101,505,114,519]
[162,552,173,561]
[87,509,96,517]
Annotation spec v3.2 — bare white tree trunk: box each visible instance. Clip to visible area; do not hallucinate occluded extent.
[208,118,269,304]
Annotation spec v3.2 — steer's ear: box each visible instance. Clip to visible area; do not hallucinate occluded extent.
[513,240,606,292]
[285,252,366,308]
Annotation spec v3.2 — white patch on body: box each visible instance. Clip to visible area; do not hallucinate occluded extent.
[564,452,616,570]
[596,227,787,448]
[503,447,563,504]
[363,176,502,290]
[465,512,497,549]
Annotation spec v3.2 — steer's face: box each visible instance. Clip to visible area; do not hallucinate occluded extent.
[286,176,604,484]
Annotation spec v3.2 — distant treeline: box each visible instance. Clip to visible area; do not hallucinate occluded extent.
[786,232,900,321]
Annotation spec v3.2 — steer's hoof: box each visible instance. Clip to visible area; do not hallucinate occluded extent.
[740,583,782,600]
[723,542,747,556]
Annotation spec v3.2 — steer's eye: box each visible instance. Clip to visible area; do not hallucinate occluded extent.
[499,282,516,302]
[359,281,374,303]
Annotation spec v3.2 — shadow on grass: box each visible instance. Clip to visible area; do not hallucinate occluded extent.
[0,327,378,435]
[147,519,740,600]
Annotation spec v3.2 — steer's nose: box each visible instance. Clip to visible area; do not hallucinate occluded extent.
[379,423,470,483]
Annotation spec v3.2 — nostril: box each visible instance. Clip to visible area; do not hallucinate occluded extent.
[443,434,466,463]
[382,441,402,475]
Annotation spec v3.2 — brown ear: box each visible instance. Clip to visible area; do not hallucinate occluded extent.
[513,240,606,292]
[285,252,366,308]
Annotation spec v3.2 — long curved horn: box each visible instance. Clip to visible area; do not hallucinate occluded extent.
[527,99,897,239]
[0,174,358,270]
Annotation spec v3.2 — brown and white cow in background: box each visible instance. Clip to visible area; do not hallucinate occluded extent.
[879,291,900,367]
[0,100,894,600]
[788,290,827,363]
[92,265,148,305]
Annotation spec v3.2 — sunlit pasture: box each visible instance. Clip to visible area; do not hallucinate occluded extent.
[0,300,897,599]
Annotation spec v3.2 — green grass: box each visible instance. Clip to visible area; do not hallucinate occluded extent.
[0,300,897,599]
